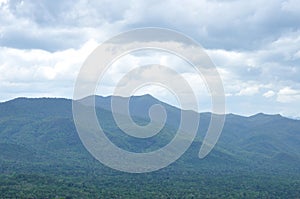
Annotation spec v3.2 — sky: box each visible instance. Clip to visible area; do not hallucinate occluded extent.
[0,0,300,118]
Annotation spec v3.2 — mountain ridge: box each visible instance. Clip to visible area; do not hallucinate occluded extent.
[0,95,299,198]
[0,95,294,120]
[0,95,299,163]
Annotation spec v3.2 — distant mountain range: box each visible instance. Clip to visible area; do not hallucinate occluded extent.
[0,95,299,198]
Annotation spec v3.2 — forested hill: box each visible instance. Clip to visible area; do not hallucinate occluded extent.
[0,96,299,198]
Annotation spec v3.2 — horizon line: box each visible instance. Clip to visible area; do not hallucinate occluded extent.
[0,94,295,120]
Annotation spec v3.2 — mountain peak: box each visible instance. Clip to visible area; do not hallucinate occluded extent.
[250,112,283,118]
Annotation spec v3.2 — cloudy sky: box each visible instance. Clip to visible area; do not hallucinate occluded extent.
[0,0,300,118]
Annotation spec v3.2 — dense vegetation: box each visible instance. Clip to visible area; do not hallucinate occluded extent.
[0,96,299,198]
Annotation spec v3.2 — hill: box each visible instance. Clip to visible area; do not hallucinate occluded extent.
[0,95,299,198]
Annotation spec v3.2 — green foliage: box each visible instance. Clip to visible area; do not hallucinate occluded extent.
[0,96,299,198]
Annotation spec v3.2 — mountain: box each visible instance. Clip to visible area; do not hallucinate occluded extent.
[79,95,300,167]
[0,95,299,198]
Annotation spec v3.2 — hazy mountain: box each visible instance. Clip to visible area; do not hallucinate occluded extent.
[0,95,299,169]
[0,95,299,198]
[79,95,300,167]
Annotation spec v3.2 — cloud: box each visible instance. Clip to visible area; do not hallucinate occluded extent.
[96,49,210,110]
[0,0,300,117]
[0,0,125,51]
[277,87,300,103]
[123,0,300,50]
[2,0,300,51]
[237,86,260,96]
[0,39,98,101]
[263,90,275,98]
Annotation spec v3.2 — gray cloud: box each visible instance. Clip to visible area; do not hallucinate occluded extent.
[0,0,300,117]
[2,0,300,51]
[123,0,300,50]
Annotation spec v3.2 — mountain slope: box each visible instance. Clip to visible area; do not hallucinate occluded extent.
[0,96,299,198]
[1,96,300,168]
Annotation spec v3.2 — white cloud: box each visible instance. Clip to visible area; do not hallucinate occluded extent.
[0,0,7,5]
[237,86,260,96]
[263,90,275,98]
[277,87,300,103]
[0,0,300,117]
[0,39,98,101]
